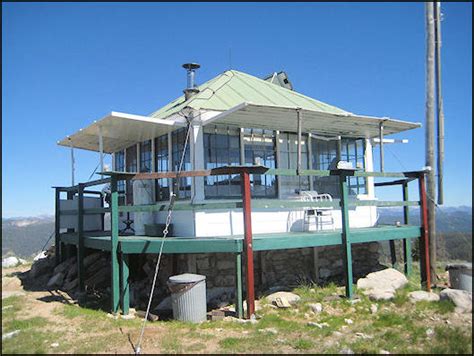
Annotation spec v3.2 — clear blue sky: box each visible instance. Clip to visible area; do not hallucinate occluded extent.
[2,2,472,217]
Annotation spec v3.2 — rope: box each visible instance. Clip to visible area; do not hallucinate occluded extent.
[134,114,193,355]
[40,231,55,252]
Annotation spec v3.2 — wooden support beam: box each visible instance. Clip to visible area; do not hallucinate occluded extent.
[120,253,130,315]
[77,184,85,292]
[235,252,244,319]
[111,176,121,314]
[241,171,255,319]
[418,174,431,292]
[402,182,413,276]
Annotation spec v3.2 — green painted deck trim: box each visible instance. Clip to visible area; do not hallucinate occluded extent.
[59,233,112,250]
[118,236,244,254]
[59,225,420,254]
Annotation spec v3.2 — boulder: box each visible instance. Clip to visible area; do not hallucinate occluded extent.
[265,291,301,305]
[356,268,408,301]
[2,256,21,268]
[47,272,65,288]
[308,303,323,313]
[408,291,440,303]
[33,251,48,261]
[439,288,472,313]
[29,258,53,278]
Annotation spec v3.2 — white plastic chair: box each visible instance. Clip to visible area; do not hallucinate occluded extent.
[300,191,335,231]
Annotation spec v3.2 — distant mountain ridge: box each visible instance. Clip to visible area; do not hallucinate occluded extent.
[2,206,472,259]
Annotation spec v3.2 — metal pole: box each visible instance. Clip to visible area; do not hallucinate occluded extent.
[336,136,342,162]
[69,138,75,186]
[99,125,104,174]
[435,1,445,205]
[425,2,437,284]
[241,171,255,319]
[379,121,384,172]
[297,109,302,175]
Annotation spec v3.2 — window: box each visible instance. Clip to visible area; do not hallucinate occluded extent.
[341,138,366,195]
[154,134,170,201]
[311,137,367,198]
[140,140,152,173]
[204,125,241,199]
[171,128,191,199]
[114,150,126,205]
[243,128,277,198]
[125,145,138,204]
[278,132,310,196]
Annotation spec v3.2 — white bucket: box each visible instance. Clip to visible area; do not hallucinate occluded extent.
[132,179,155,235]
[446,263,472,293]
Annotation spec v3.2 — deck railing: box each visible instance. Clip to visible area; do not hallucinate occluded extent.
[54,166,431,318]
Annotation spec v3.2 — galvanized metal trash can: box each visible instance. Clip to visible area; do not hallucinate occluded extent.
[168,273,207,323]
[446,263,472,293]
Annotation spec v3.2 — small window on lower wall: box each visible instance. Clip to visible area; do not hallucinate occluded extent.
[204,125,241,199]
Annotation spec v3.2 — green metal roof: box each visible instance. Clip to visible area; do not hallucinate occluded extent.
[149,70,350,120]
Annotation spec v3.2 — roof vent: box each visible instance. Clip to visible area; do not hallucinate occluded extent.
[182,63,200,100]
[263,71,294,90]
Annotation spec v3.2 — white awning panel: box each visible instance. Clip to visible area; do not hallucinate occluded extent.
[203,103,421,138]
[57,112,186,153]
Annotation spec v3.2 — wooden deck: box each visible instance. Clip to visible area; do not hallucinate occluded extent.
[60,224,420,254]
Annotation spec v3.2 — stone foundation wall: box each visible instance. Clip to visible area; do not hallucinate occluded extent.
[129,242,382,309]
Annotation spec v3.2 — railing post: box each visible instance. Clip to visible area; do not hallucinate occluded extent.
[241,171,255,319]
[111,176,121,314]
[55,188,61,266]
[77,183,85,292]
[336,170,354,299]
[402,181,413,276]
[418,173,431,292]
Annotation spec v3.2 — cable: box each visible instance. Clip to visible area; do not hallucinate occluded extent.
[134,113,193,355]
[40,231,55,252]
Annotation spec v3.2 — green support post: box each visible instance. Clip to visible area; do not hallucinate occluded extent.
[389,240,397,268]
[402,182,412,276]
[235,253,243,319]
[111,176,120,314]
[77,184,85,292]
[338,172,354,299]
[120,253,130,315]
[55,188,61,266]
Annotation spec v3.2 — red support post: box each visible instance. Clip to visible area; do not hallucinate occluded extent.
[418,173,431,292]
[241,171,255,319]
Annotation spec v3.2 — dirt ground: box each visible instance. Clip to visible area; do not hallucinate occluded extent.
[2,263,472,354]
